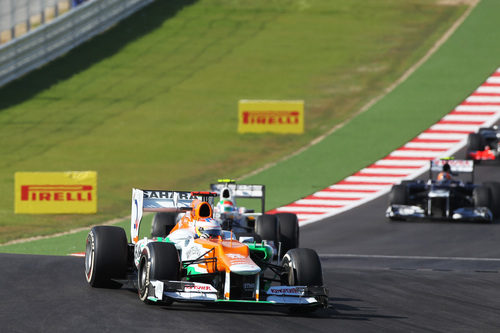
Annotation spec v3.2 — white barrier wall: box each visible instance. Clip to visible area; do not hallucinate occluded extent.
[0,0,154,87]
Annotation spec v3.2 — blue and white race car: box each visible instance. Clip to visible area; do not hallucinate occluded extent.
[386,159,500,222]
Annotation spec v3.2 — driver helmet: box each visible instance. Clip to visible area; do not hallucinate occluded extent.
[217,200,236,213]
[437,163,452,181]
[195,218,223,239]
[437,172,452,181]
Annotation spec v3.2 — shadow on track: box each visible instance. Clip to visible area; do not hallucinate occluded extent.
[120,289,405,322]
[328,297,406,322]
[121,286,333,318]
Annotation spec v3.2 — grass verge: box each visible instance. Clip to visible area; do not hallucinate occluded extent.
[244,0,500,209]
[0,0,470,250]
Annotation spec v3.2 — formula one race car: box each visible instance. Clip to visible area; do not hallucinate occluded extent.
[386,159,500,222]
[210,180,300,257]
[152,180,300,258]
[85,189,328,311]
[466,126,500,162]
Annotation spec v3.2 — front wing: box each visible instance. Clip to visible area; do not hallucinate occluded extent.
[386,204,493,222]
[146,280,328,308]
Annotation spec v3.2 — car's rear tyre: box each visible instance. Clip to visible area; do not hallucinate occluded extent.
[473,186,491,210]
[234,232,262,243]
[138,242,180,304]
[151,212,178,238]
[484,182,500,219]
[276,213,299,257]
[255,214,278,244]
[467,133,484,153]
[389,184,408,205]
[85,226,128,288]
[281,248,323,287]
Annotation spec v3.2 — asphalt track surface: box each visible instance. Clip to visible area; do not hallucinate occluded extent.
[2,162,500,332]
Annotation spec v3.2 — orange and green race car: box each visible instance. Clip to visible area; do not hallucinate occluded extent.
[84,189,328,312]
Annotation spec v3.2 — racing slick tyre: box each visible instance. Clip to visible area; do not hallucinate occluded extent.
[473,186,492,221]
[138,242,180,304]
[275,213,299,257]
[388,184,408,205]
[255,214,278,244]
[466,133,484,158]
[281,248,325,313]
[484,182,500,219]
[151,212,178,238]
[281,248,323,287]
[85,226,128,288]
[234,232,262,243]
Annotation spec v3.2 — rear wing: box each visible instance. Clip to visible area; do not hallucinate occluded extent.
[130,189,215,243]
[429,159,474,182]
[210,182,266,213]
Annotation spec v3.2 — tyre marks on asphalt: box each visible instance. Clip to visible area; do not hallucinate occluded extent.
[269,68,500,225]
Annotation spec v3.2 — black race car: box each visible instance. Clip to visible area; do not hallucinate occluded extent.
[386,159,500,222]
[466,126,500,162]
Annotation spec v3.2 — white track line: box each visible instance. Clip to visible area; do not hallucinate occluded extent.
[374,159,427,167]
[417,133,468,140]
[430,124,481,132]
[276,206,333,213]
[389,150,443,157]
[486,77,500,84]
[442,114,494,121]
[296,199,348,206]
[404,142,457,149]
[455,105,500,112]
[310,192,369,199]
[466,96,500,103]
[328,184,389,191]
[319,254,500,262]
[358,168,411,175]
[343,176,403,183]
[476,86,500,94]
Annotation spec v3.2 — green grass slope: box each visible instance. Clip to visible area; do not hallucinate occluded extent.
[245,0,500,209]
[0,0,466,244]
[0,215,154,256]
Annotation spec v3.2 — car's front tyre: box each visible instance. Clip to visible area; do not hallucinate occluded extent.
[138,242,180,304]
[281,248,323,287]
[281,248,326,313]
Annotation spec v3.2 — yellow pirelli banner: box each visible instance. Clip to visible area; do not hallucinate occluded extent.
[238,100,304,134]
[15,171,97,214]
